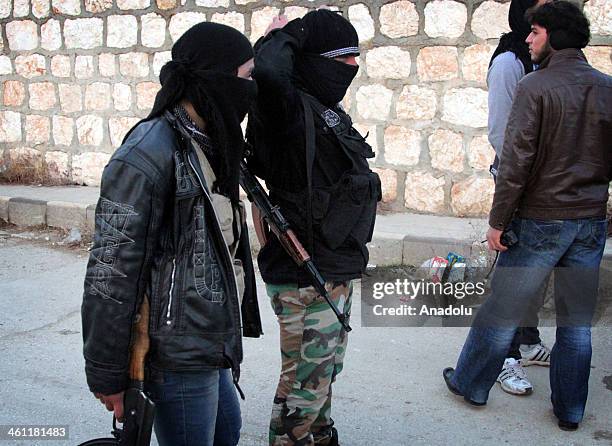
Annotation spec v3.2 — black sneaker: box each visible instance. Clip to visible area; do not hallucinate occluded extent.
[443,367,486,407]
[558,420,579,431]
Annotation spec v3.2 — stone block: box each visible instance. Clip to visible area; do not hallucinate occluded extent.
[348,3,374,43]
[98,54,116,77]
[14,0,30,16]
[153,51,172,76]
[169,12,207,42]
[25,115,51,145]
[585,0,612,36]
[404,171,445,213]
[142,13,167,47]
[41,19,61,50]
[462,44,494,83]
[196,0,229,6]
[0,56,12,75]
[9,198,47,227]
[76,115,104,146]
[467,135,494,171]
[584,46,612,75]
[0,112,22,143]
[59,84,83,113]
[29,82,56,111]
[379,1,419,38]
[119,53,150,77]
[113,84,132,111]
[211,12,245,33]
[136,82,160,110]
[52,0,80,15]
[424,0,467,38]
[107,15,138,48]
[367,234,404,266]
[372,167,398,203]
[75,55,95,78]
[417,46,458,82]
[250,7,280,42]
[72,152,110,185]
[32,0,50,17]
[52,116,74,146]
[47,201,88,230]
[85,0,112,12]
[64,18,103,49]
[450,177,494,216]
[86,204,97,233]
[284,6,308,21]
[85,82,111,111]
[51,55,71,77]
[0,196,9,222]
[6,20,38,51]
[45,151,70,181]
[109,116,140,147]
[442,88,488,128]
[156,0,176,9]
[3,81,25,107]
[428,129,464,173]
[356,85,393,121]
[384,126,421,166]
[396,85,437,121]
[15,54,46,78]
[366,46,411,79]
[471,1,510,39]
[117,0,150,8]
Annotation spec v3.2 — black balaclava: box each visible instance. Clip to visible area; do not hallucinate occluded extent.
[489,0,537,75]
[293,10,359,107]
[148,22,256,202]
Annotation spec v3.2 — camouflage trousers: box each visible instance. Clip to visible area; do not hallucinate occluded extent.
[266,281,353,446]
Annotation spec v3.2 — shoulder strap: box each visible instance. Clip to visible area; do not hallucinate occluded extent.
[300,94,317,257]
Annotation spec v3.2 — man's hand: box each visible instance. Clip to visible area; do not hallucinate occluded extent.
[486,227,508,252]
[94,391,125,421]
[265,15,288,36]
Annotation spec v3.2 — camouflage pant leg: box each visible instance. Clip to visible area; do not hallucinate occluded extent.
[266,281,352,446]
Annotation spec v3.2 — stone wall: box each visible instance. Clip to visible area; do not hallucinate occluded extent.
[0,0,610,216]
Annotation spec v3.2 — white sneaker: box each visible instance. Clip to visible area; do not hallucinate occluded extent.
[497,358,533,396]
[520,342,551,366]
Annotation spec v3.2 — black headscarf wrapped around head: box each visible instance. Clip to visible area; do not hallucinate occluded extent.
[293,10,360,107]
[148,22,256,202]
[489,0,538,75]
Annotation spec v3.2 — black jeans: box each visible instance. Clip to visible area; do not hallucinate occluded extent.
[491,156,543,360]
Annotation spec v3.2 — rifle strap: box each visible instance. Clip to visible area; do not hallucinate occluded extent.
[300,94,316,257]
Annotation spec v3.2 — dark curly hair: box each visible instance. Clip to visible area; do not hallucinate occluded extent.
[527,1,590,50]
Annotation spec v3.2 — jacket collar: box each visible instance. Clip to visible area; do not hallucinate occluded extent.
[539,48,587,70]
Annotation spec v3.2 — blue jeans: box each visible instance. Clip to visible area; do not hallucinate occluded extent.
[450,217,607,423]
[147,368,241,446]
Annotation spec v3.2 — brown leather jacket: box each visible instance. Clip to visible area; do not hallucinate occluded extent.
[489,49,612,230]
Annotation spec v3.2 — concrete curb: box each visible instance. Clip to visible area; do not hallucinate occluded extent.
[1,193,610,267]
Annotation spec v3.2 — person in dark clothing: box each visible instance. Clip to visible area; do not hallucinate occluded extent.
[444,1,611,431]
[487,0,552,397]
[248,10,381,446]
[81,22,262,446]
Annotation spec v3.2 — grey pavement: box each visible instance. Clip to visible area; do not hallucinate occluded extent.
[0,234,611,445]
[1,184,610,268]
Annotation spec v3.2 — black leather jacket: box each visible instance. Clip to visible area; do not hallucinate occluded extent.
[82,113,262,395]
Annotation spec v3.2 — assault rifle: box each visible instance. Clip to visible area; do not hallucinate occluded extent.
[239,160,352,332]
[79,297,155,446]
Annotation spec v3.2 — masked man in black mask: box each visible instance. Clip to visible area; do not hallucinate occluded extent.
[81,23,262,446]
[247,10,381,446]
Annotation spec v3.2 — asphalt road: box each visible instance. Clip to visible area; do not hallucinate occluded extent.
[0,232,611,446]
